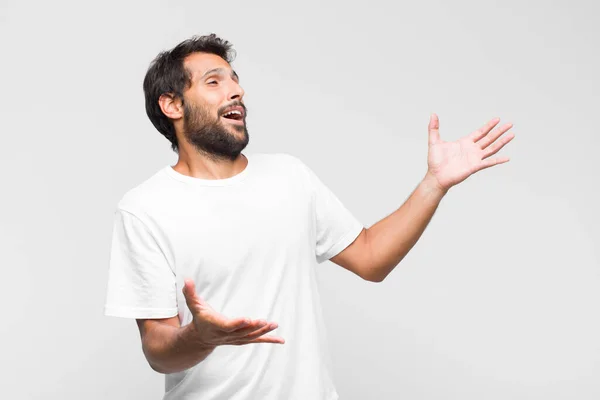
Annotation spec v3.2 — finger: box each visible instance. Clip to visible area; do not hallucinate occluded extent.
[478,123,513,149]
[246,335,285,344]
[216,317,270,333]
[217,317,252,332]
[182,279,202,312]
[477,156,510,172]
[470,117,500,142]
[182,279,248,331]
[227,319,269,335]
[482,132,515,159]
[197,311,250,333]
[232,322,278,341]
[231,335,286,345]
[428,113,440,145]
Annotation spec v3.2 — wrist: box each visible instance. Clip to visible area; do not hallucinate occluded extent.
[421,171,448,198]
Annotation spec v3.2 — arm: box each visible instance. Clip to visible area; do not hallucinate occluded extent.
[365,174,446,282]
[136,317,216,374]
[332,114,514,282]
[330,174,444,282]
[136,279,285,375]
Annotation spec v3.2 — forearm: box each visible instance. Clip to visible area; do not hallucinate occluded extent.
[365,172,447,281]
[142,321,216,374]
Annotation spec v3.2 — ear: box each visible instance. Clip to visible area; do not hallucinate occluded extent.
[158,93,184,120]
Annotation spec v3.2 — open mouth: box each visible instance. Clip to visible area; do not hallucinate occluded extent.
[221,109,244,122]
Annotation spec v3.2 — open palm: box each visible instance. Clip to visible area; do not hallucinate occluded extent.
[427,114,515,190]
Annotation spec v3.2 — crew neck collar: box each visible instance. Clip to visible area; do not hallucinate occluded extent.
[164,153,252,187]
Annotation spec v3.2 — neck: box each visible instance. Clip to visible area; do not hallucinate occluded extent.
[172,150,248,180]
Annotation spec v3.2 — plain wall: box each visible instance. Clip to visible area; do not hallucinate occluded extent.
[1,0,598,399]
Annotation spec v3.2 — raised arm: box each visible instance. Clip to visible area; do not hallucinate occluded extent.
[332,115,515,282]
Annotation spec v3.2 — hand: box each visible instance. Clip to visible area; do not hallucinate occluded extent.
[426,114,515,191]
[182,278,285,347]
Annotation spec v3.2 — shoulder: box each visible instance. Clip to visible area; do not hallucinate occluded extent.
[248,151,310,176]
[261,152,309,171]
[116,167,171,216]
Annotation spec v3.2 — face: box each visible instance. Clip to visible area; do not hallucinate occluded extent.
[181,52,248,161]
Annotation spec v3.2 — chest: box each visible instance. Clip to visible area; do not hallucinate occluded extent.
[156,181,315,281]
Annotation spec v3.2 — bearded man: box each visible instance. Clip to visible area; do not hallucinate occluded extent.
[104,33,514,400]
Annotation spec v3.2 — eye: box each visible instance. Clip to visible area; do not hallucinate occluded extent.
[207,80,218,85]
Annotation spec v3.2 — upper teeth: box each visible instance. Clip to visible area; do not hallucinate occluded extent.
[224,110,242,117]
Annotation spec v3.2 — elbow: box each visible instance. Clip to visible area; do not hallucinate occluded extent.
[147,356,169,374]
[369,274,386,283]
[364,273,386,283]
[149,361,166,374]
[361,257,397,283]
[362,230,386,283]
[361,268,387,283]
[147,357,173,375]
[361,255,388,283]
[142,342,169,374]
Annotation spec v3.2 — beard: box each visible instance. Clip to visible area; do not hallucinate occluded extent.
[182,100,249,162]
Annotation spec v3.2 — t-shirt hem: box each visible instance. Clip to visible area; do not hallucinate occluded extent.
[317,222,365,264]
[104,305,178,319]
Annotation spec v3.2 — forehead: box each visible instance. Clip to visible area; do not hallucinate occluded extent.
[184,52,232,80]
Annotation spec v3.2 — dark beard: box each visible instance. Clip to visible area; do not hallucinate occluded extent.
[182,101,249,162]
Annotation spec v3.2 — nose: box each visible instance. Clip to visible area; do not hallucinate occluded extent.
[228,80,245,101]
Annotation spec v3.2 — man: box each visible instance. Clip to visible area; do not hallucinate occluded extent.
[104,33,514,399]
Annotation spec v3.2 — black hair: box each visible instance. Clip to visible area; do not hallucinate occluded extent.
[142,34,236,153]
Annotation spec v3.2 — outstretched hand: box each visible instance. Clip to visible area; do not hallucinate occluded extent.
[182,278,285,347]
[426,114,515,191]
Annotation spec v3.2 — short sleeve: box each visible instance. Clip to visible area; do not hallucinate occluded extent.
[104,208,178,319]
[298,159,365,264]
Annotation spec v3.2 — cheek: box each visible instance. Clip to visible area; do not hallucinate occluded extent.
[203,91,226,107]
[207,100,225,117]
[190,91,222,113]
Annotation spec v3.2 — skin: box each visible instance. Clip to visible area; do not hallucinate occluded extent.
[136,51,515,374]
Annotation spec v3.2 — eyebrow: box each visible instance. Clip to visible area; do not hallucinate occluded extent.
[199,67,239,82]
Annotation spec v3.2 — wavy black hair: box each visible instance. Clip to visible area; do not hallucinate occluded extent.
[143,34,236,153]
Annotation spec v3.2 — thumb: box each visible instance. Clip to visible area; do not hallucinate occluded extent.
[182,279,231,329]
[182,278,203,312]
[428,113,440,145]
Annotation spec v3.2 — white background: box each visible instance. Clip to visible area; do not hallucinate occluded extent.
[1,0,598,399]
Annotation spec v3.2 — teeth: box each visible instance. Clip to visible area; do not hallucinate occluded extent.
[224,110,242,117]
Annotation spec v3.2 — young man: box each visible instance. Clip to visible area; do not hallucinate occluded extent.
[104,34,514,399]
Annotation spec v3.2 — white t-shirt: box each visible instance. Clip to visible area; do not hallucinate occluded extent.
[104,152,364,400]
